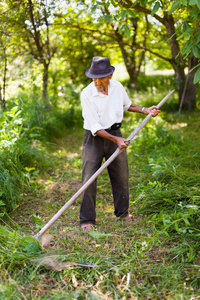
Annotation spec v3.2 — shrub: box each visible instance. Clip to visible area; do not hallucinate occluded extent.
[0,106,50,214]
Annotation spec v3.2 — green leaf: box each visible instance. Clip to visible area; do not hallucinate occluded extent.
[23,243,40,254]
[21,236,39,244]
[189,62,200,72]
[197,1,200,9]
[192,45,200,58]
[88,231,112,239]
[189,0,197,5]
[131,0,139,7]
[180,0,188,4]
[105,15,110,22]
[183,22,191,32]
[105,1,110,9]
[176,33,185,41]
[190,0,200,8]
[191,6,200,18]
[169,1,182,14]
[174,222,179,232]
[98,16,105,22]
[91,5,97,13]
[109,17,114,24]
[127,9,136,18]
[118,24,125,33]
[181,37,194,55]
[124,25,131,37]
[151,2,160,15]
[141,0,148,5]
[194,67,200,83]
[110,0,118,7]
[121,9,127,19]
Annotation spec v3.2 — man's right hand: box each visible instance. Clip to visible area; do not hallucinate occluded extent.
[96,129,129,150]
[115,137,129,149]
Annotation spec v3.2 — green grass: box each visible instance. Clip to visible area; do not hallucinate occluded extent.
[0,88,200,299]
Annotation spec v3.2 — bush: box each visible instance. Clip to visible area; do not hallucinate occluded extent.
[14,89,83,141]
[0,106,50,214]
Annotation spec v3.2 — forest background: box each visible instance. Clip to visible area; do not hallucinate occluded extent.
[0,0,200,299]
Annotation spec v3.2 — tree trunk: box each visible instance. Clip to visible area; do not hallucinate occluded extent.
[174,66,186,104]
[183,53,198,110]
[163,12,186,103]
[114,29,137,87]
[42,62,50,111]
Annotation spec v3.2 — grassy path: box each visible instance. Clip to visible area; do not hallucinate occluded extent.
[1,113,200,299]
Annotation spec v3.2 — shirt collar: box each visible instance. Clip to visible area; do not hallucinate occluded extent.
[91,79,115,97]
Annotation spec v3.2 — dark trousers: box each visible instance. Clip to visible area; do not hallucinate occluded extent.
[80,129,129,225]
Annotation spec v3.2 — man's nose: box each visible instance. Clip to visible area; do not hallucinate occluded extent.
[95,78,101,85]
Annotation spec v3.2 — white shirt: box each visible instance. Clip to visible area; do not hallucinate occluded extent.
[81,79,132,136]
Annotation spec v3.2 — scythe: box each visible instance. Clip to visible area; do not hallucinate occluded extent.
[35,90,175,239]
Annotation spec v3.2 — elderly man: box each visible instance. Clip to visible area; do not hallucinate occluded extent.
[80,56,160,229]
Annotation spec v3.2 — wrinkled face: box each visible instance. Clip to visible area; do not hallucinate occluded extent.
[93,74,113,93]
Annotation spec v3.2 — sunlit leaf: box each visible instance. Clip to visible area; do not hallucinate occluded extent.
[151,2,160,15]
[131,0,139,7]
[110,0,118,7]
[169,0,182,14]
[127,9,136,18]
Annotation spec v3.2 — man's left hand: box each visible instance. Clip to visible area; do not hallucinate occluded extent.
[144,106,161,117]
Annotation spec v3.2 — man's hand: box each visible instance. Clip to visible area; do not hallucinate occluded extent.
[96,129,129,150]
[115,137,129,149]
[144,106,161,117]
[128,103,161,117]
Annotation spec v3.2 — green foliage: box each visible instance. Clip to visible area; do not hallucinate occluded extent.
[128,115,200,262]
[137,74,176,92]
[15,88,83,140]
[168,0,200,82]
[0,86,83,212]
[0,105,50,213]
[0,226,41,267]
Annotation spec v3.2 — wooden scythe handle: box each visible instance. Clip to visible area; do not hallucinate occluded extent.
[35,89,175,239]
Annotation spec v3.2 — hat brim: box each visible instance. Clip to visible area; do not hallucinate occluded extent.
[85,66,115,78]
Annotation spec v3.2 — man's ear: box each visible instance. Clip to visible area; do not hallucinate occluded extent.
[109,73,113,79]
